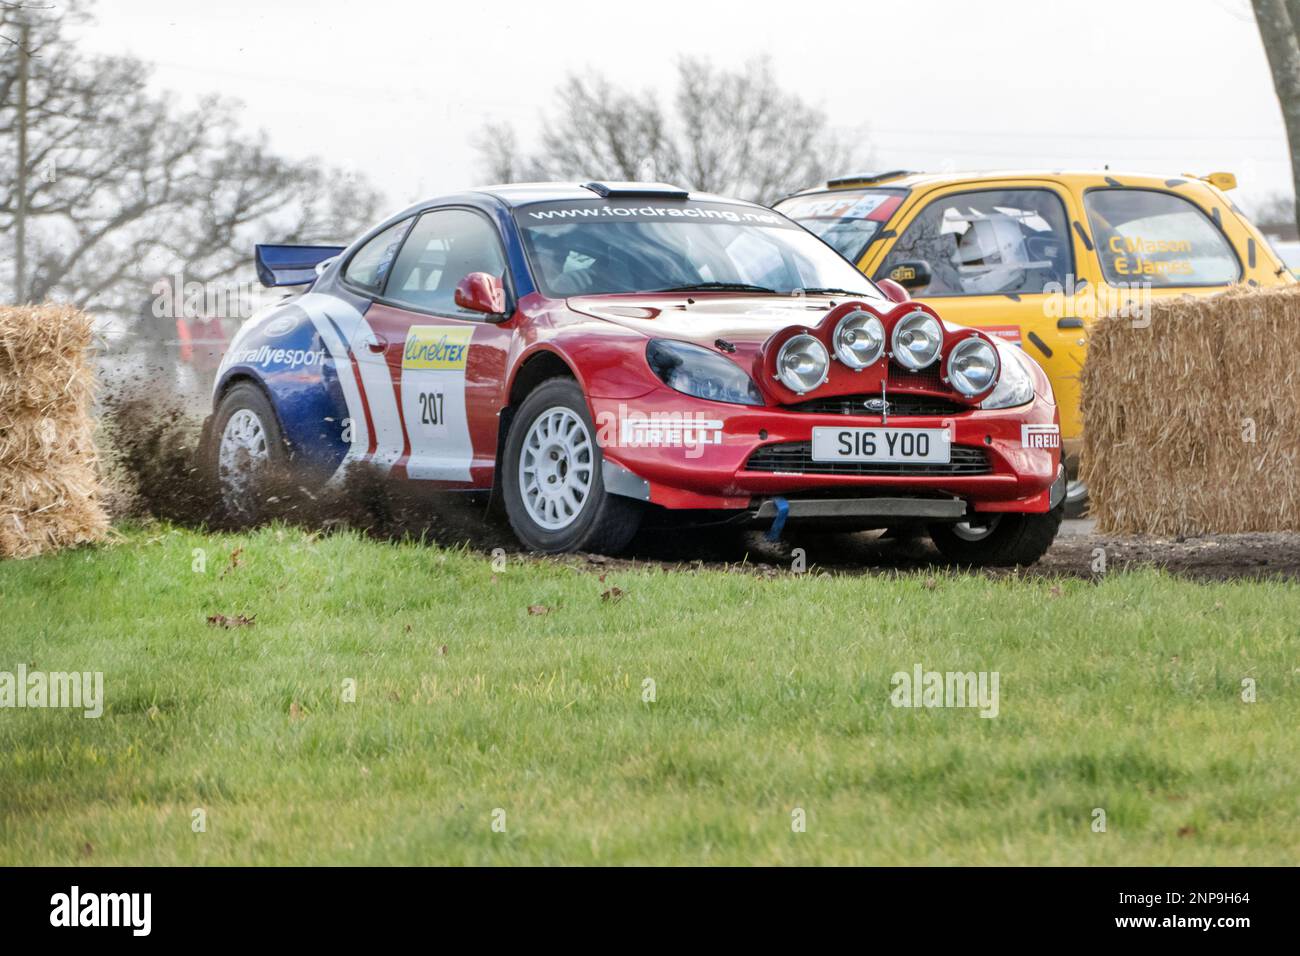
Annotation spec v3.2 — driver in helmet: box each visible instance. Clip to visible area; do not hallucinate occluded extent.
[952,211,1056,295]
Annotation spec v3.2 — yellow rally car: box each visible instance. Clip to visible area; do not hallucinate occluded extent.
[775,170,1295,513]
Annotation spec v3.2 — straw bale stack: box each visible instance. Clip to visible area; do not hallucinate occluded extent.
[1081,285,1300,534]
[0,305,109,557]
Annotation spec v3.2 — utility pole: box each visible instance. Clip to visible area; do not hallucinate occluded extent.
[14,13,30,304]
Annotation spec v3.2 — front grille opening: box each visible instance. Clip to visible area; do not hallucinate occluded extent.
[744,442,993,476]
[888,364,945,392]
[784,393,966,416]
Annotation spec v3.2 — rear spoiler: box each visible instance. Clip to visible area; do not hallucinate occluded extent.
[255,244,346,288]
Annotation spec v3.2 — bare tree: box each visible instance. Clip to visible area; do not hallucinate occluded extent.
[474,121,547,184]
[1253,0,1300,231]
[0,1,382,314]
[475,57,863,204]
[533,73,680,185]
[1246,190,1300,236]
[673,59,853,202]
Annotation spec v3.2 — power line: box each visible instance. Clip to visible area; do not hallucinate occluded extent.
[867,124,1285,143]
[867,140,1291,163]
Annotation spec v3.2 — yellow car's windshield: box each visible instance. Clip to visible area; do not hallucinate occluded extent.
[775,188,907,262]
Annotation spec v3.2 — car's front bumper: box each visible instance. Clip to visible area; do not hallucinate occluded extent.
[590,387,1061,516]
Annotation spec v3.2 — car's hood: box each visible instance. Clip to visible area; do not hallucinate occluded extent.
[566,293,847,348]
[566,291,992,407]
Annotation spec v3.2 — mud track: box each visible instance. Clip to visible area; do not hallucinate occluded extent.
[103,393,1300,583]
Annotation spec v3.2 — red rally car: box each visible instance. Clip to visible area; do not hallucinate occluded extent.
[209,181,1065,566]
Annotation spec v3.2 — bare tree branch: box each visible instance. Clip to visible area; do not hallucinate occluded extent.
[0,1,383,317]
[475,57,867,205]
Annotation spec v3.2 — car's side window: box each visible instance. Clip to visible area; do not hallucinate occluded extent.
[875,188,1072,296]
[1084,189,1240,287]
[343,219,412,293]
[384,208,507,316]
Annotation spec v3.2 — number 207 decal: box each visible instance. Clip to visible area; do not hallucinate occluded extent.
[417,391,444,425]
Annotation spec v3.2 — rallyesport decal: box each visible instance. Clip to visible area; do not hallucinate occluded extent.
[1021,424,1060,449]
[218,292,406,482]
[229,344,326,368]
[400,325,475,481]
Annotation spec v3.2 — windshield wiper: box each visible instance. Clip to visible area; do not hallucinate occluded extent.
[797,286,872,297]
[655,282,778,294]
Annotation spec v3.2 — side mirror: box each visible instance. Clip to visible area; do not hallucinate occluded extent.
[454,272,507,316]
[877,278,911,304]
[883,260,932,291]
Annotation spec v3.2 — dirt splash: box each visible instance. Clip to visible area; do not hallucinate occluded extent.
[96,385,1300,582]
[97,384,516,548]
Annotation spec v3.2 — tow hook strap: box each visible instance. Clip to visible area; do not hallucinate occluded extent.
[764,496,790,542]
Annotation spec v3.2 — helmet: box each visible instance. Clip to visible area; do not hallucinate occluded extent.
[952,212,1047,294]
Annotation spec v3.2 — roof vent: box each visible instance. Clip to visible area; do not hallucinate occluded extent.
[581,181,690,199]
[825,170,912,188]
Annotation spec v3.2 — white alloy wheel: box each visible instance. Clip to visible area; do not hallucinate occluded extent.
[518,406,595,531]
[218,408,270,518]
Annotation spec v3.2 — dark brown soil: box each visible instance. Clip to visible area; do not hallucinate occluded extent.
[598,524,1300,583]
[101,390,1299,583]
[1033,528,1300,582]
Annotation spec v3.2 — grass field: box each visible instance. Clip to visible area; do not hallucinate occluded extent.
[1,524,1297,865]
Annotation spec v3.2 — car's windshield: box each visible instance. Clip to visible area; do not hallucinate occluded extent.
[774,188,907,262]
[515,200,883,300]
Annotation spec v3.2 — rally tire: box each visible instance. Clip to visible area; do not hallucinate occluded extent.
[209,382,288,527]
[928,504,1064,568]
[1064,479,1090,519]
[502,378,643,554]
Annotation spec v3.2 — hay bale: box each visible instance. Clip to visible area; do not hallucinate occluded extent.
[1081,285,1300,535]
[0,305,109,558]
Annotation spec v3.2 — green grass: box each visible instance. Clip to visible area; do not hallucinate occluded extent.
[0,524,1297,865]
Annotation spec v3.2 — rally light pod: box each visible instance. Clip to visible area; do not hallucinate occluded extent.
[832,309,886,369]
[890,310,944,371]
[944,333,1001,397]
[775,334,830,394]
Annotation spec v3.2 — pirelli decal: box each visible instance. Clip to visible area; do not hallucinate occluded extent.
[1021,424,1060,449]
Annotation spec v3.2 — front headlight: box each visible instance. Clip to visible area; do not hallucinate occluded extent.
[646,339,763,405]
[776,334,830,393]
[891,311,943,370]
[980,346,1035,409]
[946,336,1000,397]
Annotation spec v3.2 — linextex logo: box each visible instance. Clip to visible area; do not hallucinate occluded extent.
[50,886,151,936]
[0,666,103,718]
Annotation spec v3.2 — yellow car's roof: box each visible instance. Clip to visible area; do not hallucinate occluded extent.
[789,169,1223,196]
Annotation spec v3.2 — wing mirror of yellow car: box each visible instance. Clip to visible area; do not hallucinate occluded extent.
[883,259,931,292]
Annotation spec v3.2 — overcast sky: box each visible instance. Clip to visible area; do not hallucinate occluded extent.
[76,0,1292,218]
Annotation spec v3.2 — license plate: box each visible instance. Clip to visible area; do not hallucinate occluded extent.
[811,427,951,464]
